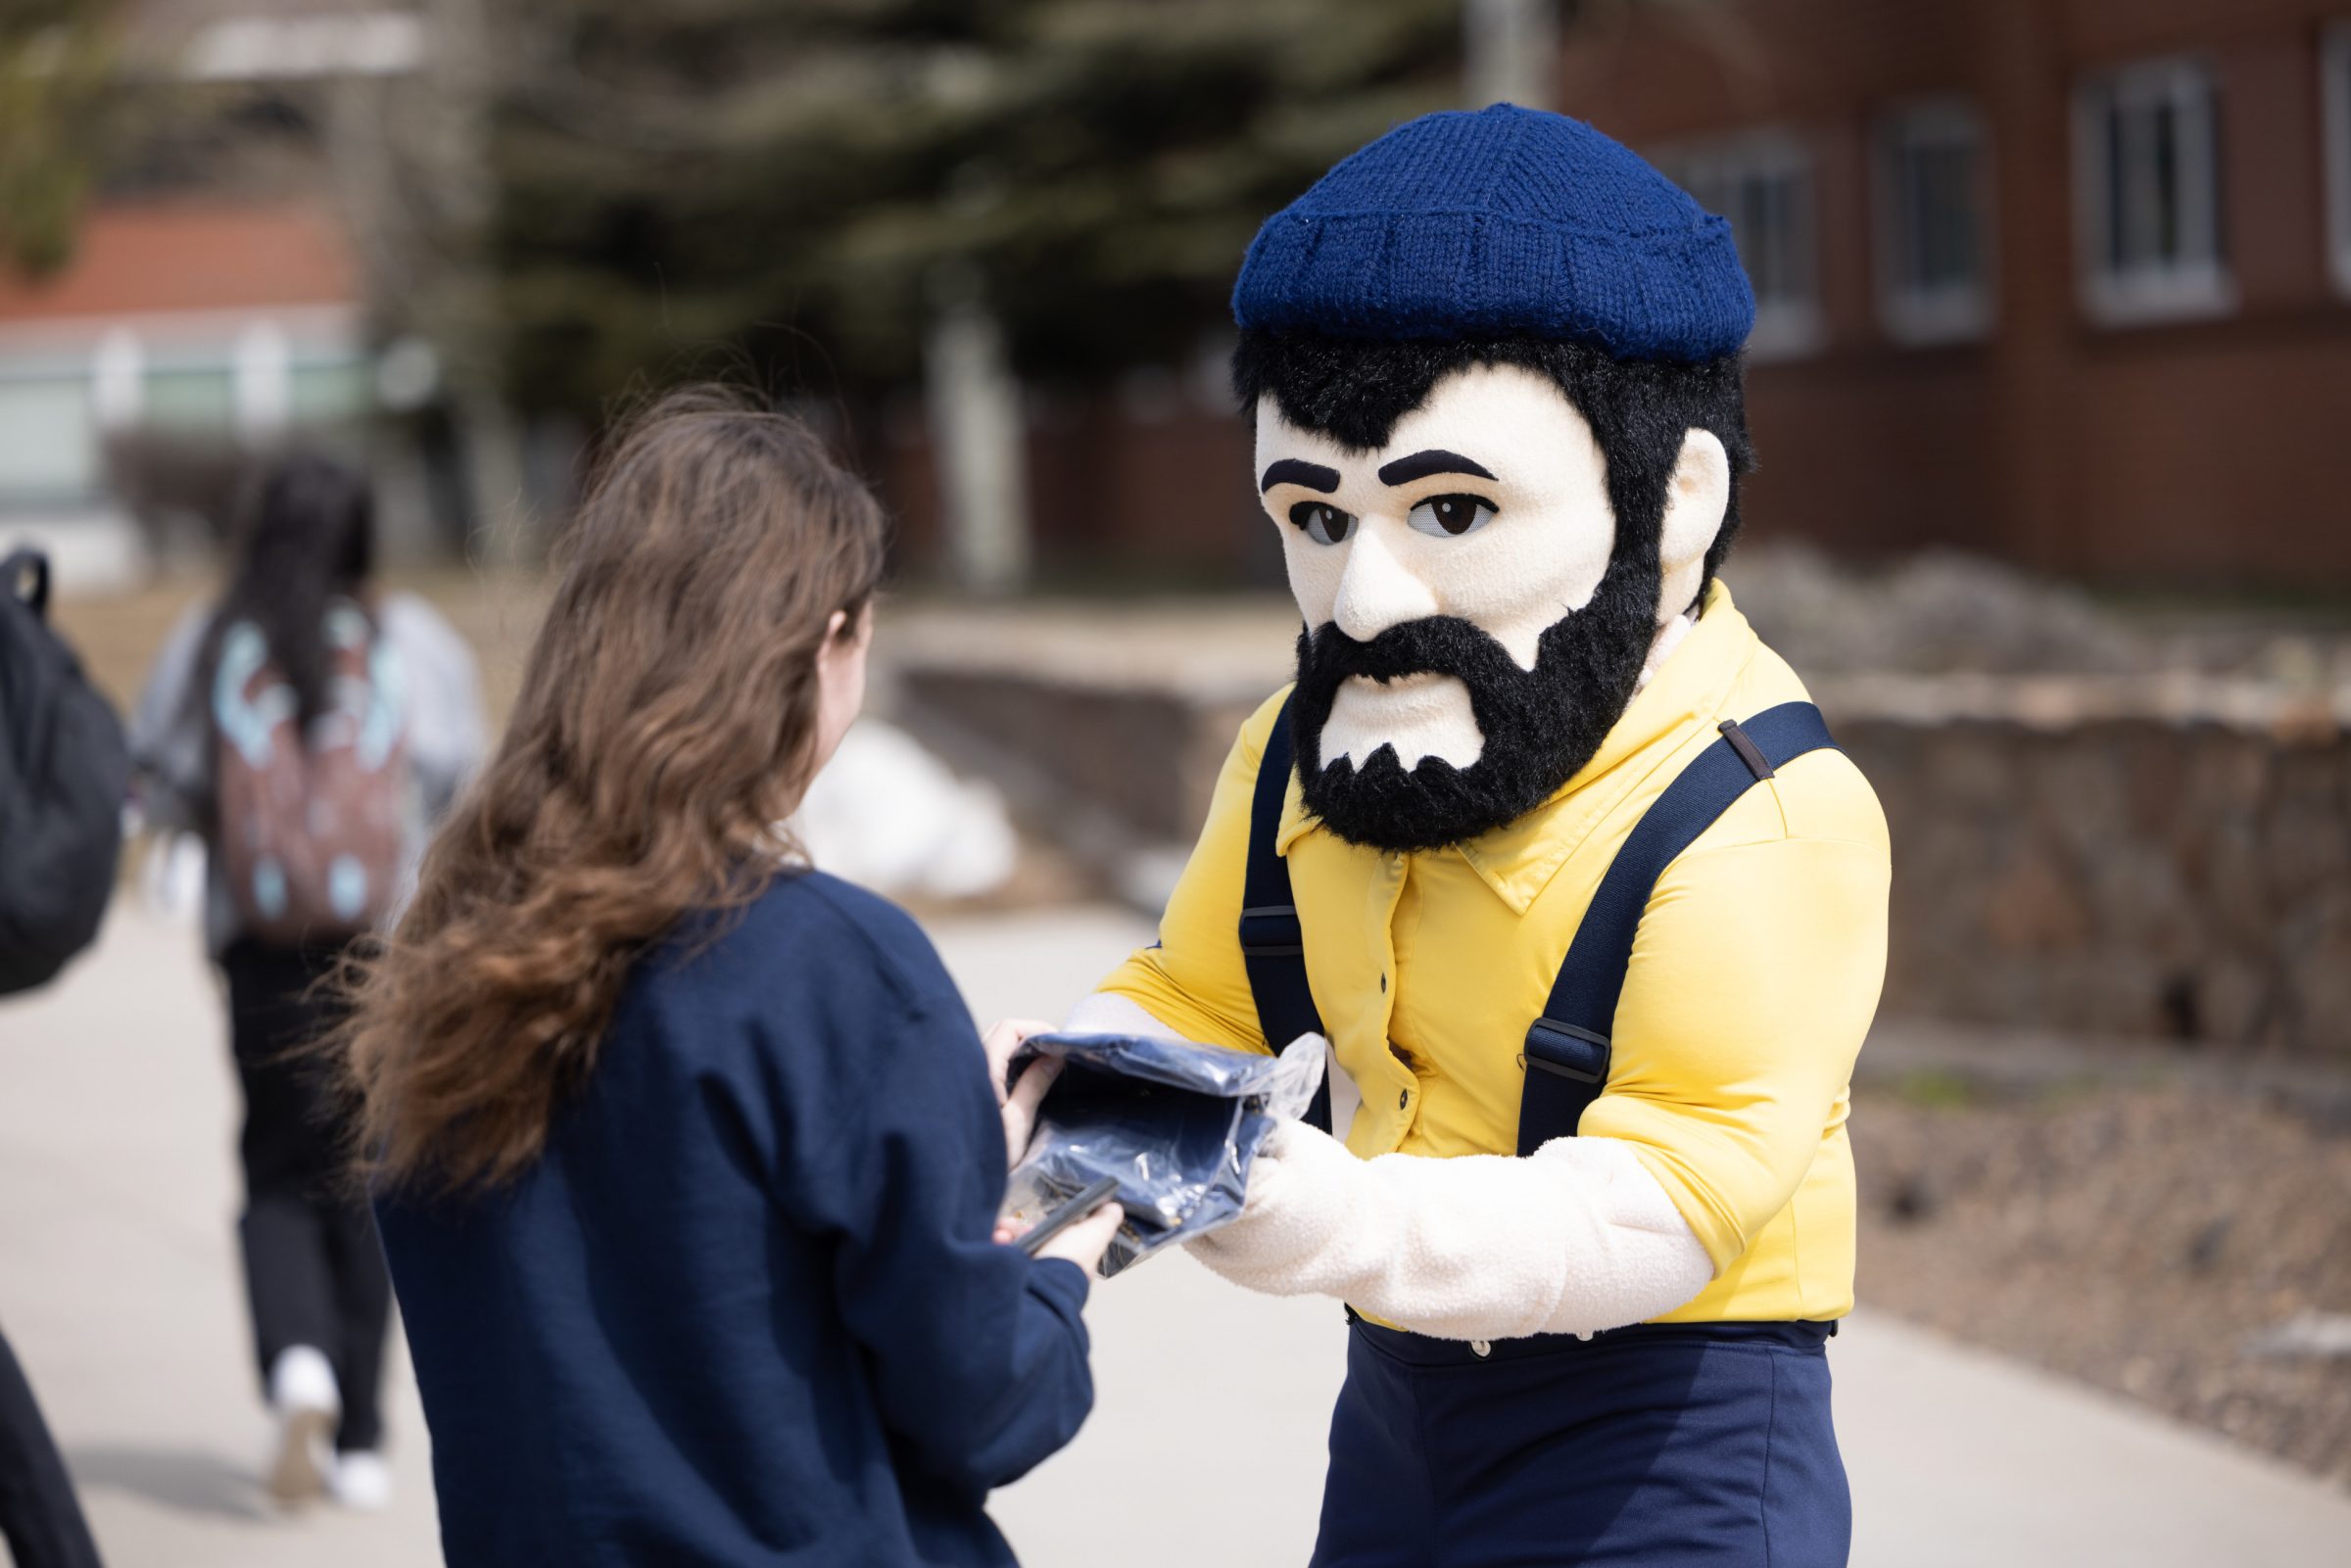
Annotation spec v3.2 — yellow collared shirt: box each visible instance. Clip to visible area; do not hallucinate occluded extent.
[1096,581,1891,1322]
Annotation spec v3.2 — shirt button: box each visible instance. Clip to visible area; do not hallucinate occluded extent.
[1471,1340,1492,1358]
[1398,1089,1410,1111]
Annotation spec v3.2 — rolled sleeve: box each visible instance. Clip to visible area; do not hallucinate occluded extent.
[1091,692,1291,1057]
[1579,832,1891,1271]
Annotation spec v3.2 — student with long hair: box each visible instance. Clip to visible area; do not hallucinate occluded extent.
[339,389,1118,1566]
[131,454,486,1510]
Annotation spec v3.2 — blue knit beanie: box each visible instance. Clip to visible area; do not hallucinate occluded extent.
[1232,104,1753,361]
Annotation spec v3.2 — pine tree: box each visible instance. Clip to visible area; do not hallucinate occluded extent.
[0,0,121,277]
[468,0,1463,414]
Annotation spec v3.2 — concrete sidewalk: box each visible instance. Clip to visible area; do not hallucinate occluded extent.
[3,904,2346,1566]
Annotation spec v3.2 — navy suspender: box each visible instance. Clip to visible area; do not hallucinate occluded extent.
[1237,694,1839,1156]
[1515,701,1838,1154]
[1238,692,1334,1133]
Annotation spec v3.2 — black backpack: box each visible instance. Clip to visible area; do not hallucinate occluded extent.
[0,549,129,995]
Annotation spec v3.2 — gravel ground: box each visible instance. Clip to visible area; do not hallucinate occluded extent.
[1853,1081,2351,1488]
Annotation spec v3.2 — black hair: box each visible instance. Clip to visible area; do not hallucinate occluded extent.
[1231,329,1755,591]
[209,453,378,725]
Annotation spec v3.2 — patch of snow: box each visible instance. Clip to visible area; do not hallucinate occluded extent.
[791,720,1017,901]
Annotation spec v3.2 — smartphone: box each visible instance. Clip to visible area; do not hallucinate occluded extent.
[1015,1175,1123,1258]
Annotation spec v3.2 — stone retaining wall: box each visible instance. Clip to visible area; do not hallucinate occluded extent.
[896,663,2350,1063]
[1828,678,2349,1061]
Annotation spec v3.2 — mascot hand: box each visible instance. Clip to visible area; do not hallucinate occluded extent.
[1188,1124,1716,1343]
[1187,1120,1380,1294]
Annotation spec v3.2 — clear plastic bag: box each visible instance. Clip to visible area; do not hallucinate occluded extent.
[1002,1031,1326,1277]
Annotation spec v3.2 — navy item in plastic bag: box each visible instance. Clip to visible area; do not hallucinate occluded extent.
[1003,1031,1325,1277]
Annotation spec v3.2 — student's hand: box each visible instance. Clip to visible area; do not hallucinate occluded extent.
[1032,1201,1125,1276]
[981,1017,1055,1106]
[1000,1056,1063,1170]
[983,1018,1062,1169]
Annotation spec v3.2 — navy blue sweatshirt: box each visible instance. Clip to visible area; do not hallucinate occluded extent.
[376,871,1095,1566]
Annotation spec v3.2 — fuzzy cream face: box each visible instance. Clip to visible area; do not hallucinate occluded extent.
[1257,363,1727,779]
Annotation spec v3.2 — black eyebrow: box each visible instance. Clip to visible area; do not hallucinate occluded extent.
[1260,458,1342,494]
[1377,449,1496,487]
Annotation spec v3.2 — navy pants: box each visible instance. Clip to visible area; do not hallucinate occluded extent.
[1313,1317,1849,1568]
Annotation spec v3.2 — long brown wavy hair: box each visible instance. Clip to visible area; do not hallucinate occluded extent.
[339,388,888,1196]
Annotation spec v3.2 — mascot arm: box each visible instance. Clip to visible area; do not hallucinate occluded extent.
[1188,826,1890,1340]
[1578,831,1891,1269]
[1074,691,1297,1056]
[1186,1122,1713,1340]
[1062,989,1187,1040]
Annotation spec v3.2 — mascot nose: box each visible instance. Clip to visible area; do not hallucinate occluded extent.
[1332,525,1440,642]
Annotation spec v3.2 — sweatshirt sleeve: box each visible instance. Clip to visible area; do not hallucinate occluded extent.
[805,976,1096,1497]
[128,603,216,832]
[381,594,487,822]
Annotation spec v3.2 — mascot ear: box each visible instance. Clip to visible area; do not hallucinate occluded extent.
[1655,428,1730,624]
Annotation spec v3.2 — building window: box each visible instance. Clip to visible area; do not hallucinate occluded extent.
[1656,131,1823,359]
[0,375,101,506]
[2074,57,2231,323]
[289,358,375,426]
[1875,100,1992,344]
[142,364,239,435]
[2326,24,2351,297]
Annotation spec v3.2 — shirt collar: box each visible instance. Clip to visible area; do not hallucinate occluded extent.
[1276,580,1760,912]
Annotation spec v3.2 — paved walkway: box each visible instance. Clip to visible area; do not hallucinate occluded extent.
[4,905,2347,1566]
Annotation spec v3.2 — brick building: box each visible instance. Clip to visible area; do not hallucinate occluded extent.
[885,0,2351,594]
[1558,0,2351,589]
[0,2,438,588]
[0,206,375,588]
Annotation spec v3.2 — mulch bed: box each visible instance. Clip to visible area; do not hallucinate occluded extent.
[1852,1081,2351,1487]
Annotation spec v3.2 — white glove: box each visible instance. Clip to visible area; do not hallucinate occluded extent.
[1186,1119,1715,1343]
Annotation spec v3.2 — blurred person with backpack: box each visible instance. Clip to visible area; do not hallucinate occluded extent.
[0,546,122,1567]
[129,455,485,1511]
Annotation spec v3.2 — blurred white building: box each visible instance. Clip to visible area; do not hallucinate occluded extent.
[0,4,434,593]
[0,203,376,590]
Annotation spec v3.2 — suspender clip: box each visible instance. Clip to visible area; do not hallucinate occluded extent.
[1521,1019,1611,1082]
[1716,718,1776,781]
[1238,904,1306,959]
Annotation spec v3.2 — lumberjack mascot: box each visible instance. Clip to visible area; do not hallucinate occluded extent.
[1067,107,1891,1565]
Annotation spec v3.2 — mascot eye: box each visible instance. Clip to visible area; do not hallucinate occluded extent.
[1287,501,1356,546]
[1407,494,1497,538]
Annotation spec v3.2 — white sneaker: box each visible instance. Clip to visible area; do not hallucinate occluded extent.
[265,1346,341,1506]
[329,1449,393,1512]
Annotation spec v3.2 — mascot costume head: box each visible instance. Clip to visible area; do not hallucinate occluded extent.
[1235,105,1756,852]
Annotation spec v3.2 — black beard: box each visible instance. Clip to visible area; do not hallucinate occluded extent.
[1291,555,1662,853]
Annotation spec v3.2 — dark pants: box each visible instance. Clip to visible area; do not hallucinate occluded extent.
[0,1324,103,1568]
[220,938,392,1454]
[1314,1316,1850,1568]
